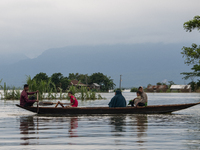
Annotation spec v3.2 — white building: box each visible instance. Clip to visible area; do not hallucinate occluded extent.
[170,85,191,92]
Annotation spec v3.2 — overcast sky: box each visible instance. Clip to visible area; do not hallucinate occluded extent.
[0,0,199,58]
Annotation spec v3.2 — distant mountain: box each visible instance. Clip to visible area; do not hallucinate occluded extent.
[0,53,29,65]
[0,43,191,88]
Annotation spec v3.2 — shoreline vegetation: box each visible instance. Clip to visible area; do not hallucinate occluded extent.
[0,76,105,100]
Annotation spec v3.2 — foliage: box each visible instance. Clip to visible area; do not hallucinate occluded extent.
[89,72,115,92]
[0,79,3,89]
[33,72,49,83]
[183,15,200,32]
[3,82,21,100]
[130,87,138,92]
[181,15,200,80]
[156,82,166,85]
[168,81,175,86]
[114,88,122,92]
[68,73,89,84]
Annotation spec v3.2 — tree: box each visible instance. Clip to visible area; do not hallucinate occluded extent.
[60,77,70,90]
[156,82,166,85]
[89,72,115,92]
[33,72,49,83]
[68,73,79,80]
[68,73,89,84]
[181,15,200,80]
[168,81,175,86]
[183,15,200,32]
[51,73,70,90]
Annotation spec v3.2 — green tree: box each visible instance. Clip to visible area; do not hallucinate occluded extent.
[61,77,70,90]
[0,79,3,89]
[168,81,175,86]
[51,73,70,90]
[183,15,200,32]
[156,82,161,85]
[68,73,79,80]
[33,72,49,83]
[89,72,115,92]
[68,73,89,84]
[181,15,200,80]
[51,73,64,87]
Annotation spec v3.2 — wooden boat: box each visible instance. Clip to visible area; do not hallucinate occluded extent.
[16,102,200,114]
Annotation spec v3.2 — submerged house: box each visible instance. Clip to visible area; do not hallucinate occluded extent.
[170,85,191,92]
[69,80,88,88]
[90,83,100,91]
[147,85,168,92]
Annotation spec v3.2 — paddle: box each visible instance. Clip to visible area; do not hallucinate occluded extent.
[39,101,70,106]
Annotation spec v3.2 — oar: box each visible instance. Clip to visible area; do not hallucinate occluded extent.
[39,101,70,106]
[37,93,39,113]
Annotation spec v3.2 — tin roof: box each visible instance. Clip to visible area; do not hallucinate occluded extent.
[92,83,100,87]
[170,85,191,90]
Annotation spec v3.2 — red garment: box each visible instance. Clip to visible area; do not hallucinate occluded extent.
[70,95,78,107]
[20,90,36,106]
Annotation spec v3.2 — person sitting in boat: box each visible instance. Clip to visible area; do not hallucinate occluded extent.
[108,90,126,107]
[20,84,39,107]
[128,91,142,107]
[137,86,148,106]
[55,91,78,108]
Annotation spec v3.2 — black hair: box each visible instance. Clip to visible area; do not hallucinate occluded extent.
[137,91,142,95]
[24,84,29,88]
[68,91,73,95]
[138,86,143,90]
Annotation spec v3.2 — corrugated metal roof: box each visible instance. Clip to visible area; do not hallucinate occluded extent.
[170,85,191,90]
[93,83,100,87]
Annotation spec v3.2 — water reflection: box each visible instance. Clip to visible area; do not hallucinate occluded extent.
[69,117,78,138]
[110,115,126,133]
[19,116,36,145]
[130,115,148,146]
[19,115,79,145]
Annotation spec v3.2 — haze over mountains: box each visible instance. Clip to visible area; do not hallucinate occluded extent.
[0,43,191,88]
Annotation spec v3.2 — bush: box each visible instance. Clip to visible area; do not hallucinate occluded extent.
[130,87,138,92]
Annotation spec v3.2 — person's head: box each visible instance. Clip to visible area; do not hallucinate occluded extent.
[115,90,121,95]
[136,91,142,96]
[24,84,29,91]
[138,86,143,93]
[68,91,73,97]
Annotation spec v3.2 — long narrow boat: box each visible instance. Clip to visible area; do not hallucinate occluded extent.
[16,102,200,114]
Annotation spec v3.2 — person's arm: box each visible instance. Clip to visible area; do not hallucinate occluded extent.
[70,97,76,106]
[23,92,37,103]
[27,90,39,95]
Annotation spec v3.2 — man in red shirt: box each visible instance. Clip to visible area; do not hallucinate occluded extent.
[20,84,39,107]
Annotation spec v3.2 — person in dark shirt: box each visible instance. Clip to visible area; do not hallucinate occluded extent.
[108,90,126,107]
[20,84,39,107]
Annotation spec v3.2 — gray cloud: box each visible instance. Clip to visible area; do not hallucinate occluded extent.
[0,0,199,58]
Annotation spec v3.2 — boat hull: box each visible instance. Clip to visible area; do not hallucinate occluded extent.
[16,102,200,115]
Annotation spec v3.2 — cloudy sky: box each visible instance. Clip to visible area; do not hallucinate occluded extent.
[0,0,199,58]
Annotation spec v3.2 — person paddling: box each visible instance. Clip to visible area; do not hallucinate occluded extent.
[55,91,78,108]
[20,84,39,107]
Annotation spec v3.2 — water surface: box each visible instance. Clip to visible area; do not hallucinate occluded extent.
[0,93,200,150]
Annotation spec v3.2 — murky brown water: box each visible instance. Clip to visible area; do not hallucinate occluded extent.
[0,93,200,150]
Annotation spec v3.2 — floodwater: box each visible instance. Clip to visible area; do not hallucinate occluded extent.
[0,92,200,150]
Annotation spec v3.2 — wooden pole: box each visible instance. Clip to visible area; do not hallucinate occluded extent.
[119,75,122,90]
[37,92,39,113]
